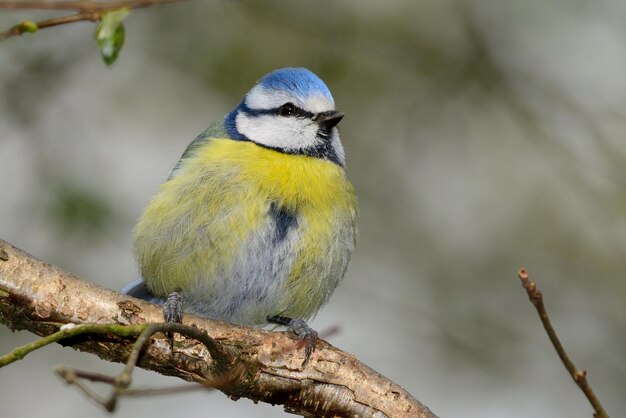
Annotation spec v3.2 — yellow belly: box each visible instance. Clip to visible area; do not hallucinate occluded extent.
[133,138,357,323]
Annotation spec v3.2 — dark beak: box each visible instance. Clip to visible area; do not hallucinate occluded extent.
[313,110,344,130]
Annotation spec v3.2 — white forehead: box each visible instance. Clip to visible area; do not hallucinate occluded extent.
[245,85,335,114]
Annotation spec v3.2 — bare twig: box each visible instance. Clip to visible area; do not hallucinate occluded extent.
[51,322,238,412]
[0,0,183,11]
[56,368,211,398]
[56,366,117,409]
[64,369,117,384]
[0,13,99,41]
[517,268,609,418]
[1,319,237,412]
[0,0,184,40]
[121,383,209,397]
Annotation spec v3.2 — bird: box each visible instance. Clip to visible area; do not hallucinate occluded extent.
[121,67,357,363]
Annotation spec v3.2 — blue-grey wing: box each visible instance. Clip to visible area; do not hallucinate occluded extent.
[169,120,230,180]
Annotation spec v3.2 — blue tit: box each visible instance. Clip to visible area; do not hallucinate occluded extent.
[122,68,357,356]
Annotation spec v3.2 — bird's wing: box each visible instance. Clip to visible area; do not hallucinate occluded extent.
[169,120,230,180]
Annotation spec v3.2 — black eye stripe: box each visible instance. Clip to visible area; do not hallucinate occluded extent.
[238,102,314,119]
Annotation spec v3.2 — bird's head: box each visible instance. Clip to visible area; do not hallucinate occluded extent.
[225,67,346,166]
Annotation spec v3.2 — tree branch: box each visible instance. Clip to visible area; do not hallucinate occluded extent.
[517,268,609,418]
[0,238,437,417]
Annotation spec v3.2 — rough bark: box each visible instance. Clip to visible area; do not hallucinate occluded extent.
[0,239,437,417]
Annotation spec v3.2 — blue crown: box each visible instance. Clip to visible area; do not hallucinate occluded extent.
[257,67,334,102]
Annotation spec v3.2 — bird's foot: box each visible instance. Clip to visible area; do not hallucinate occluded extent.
[267,315,318,366]
[163,292,183,351]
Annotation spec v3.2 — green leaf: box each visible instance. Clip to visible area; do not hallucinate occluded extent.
[94,8,130,66]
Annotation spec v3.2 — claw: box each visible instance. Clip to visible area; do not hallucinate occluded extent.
[267,315,318,366]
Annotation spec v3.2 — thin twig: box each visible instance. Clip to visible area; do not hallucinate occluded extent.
[0,323,147,367]
[53,322,239,412]
[1,321,234,369]
[121,383,210,397]
[56,366,117,409]
[0,13,100,40]
[68,369,117,384]
[0,0,182,11]
[517,268,609,418]
[0,0,184,40]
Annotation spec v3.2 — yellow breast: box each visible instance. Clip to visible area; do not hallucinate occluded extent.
[134,138,357,320]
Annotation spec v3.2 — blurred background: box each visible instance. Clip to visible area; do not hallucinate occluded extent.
[1,1,625,417]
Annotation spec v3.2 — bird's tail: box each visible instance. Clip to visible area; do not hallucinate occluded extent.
[120,278,165,305]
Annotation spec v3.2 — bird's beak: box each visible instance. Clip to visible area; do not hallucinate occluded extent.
[314,110,345,130]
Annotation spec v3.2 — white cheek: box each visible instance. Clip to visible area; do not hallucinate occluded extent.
[236,113,319,151]
[330,130,346,165]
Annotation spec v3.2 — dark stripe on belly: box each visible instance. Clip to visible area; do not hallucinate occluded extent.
[269,202,298,243]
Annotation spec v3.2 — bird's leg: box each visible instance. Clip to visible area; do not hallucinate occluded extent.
[267,315,318,366]
[163,292,183,351]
